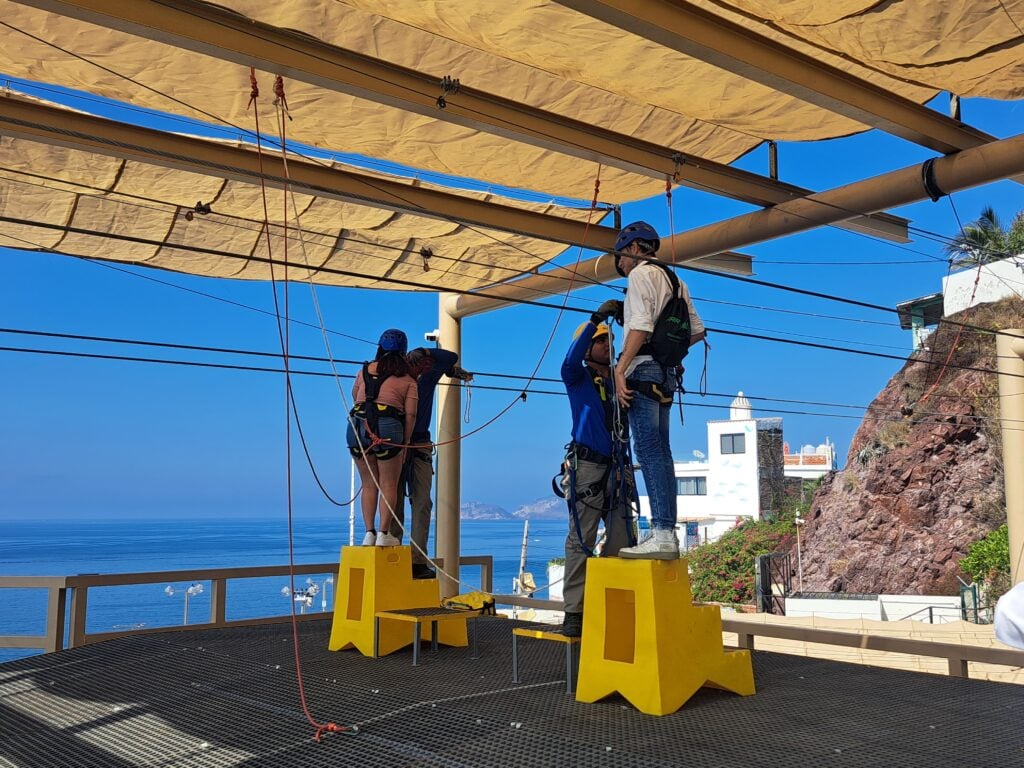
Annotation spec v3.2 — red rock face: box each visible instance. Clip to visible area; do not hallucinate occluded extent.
[794,298,1023,596]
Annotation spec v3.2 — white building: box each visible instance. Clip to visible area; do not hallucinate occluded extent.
[638,392,836,547]
[897,254,1024,350]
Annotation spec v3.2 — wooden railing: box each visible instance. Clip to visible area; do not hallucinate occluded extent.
[722,617,1024,678]
[7,564,1021,681]
[490,595,1024,680]
[0,556,493,654]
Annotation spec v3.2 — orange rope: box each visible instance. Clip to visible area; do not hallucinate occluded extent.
[248,69,352,741]
[918,259,985,407]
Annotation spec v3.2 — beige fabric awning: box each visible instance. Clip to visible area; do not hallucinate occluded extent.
[0,124,604,294]
[0,0,1020,293]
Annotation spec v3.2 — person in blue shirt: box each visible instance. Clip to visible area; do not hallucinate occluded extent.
[558,301,635,637]
[391,346,472,579]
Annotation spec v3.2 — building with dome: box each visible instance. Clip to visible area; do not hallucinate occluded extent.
[638,392,837,546]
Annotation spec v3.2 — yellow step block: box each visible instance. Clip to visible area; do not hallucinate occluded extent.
[575,557,754,716]
[328,545,468,657]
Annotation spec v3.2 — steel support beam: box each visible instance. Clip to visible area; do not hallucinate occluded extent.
[996,330,1024,586]
[0,95,618,249]
[435,295,462,599]
[555,0,996,155]
[453,132,1024,317]
[12,0,907,242]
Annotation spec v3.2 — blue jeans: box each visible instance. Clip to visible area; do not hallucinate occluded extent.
[627,361,677,530]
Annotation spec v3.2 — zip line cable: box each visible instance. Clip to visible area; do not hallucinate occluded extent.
[6,330,1024,424]
[8,193,1014,345]
[9,343,1024,431]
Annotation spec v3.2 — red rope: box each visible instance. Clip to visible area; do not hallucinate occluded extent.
[248,69,352,741]
[666,175,677,264]
[918,259,985,407]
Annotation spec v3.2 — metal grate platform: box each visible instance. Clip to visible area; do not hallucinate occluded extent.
[1,618,1021,767]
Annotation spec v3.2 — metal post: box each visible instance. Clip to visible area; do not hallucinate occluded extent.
[44,587,67,653]
[997,329,1024,585]
[69,586,88,648]
[210,578,226,626]
[795,516,804,594]
[436,293,462,598]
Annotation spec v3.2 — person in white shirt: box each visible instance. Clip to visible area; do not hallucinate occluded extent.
[994,580,1024,650]
[611,221,705,559]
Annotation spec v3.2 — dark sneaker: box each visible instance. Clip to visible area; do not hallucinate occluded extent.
[560,612,583,637]
[412,563,436,580]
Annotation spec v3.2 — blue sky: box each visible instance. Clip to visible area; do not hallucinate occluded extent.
[1,83,1022,519]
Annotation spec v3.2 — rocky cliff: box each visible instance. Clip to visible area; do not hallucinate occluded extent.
[796,296,1023,595]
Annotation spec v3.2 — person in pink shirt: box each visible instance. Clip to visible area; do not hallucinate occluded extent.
[346,329,419,546]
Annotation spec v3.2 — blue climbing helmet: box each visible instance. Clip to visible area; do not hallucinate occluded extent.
[378,328,408,354]
[613,221,660,276]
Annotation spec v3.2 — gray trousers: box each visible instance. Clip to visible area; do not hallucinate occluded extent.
[563,457,634,614]
[390,447,434,565]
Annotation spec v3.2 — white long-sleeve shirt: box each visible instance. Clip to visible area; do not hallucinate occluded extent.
[621,263,704,377]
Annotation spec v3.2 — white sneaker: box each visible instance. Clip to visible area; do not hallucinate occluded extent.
[376,531,401,547]
[361,531,377,546]
[619,529,679,560]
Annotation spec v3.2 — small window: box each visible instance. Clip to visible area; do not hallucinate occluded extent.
[721,433,746,454]
[677,477,707,496]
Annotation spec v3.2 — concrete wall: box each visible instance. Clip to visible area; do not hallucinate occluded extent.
[785,595,962,623]
[786,597,883,621]
[943,256,1024,316]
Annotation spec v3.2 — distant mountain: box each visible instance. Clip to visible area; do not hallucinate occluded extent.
[460,501,510,520]
[511,497,565,520]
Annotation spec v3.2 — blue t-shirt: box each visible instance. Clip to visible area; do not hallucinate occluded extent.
[412,348,459,440]
[560,323,614,457]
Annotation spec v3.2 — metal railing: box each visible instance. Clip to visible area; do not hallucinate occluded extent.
[0,556,493,654]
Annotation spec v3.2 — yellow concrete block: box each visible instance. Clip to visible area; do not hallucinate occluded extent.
[327,545,467,656]
[575,557,754,715]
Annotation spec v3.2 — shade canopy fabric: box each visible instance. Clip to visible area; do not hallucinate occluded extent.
[0,0,1020,292]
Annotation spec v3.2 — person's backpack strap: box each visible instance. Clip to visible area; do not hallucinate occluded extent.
[637,263,690,367]
[359,362,393,437]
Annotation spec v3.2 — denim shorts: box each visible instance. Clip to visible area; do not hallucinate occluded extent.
[346,413,403,460]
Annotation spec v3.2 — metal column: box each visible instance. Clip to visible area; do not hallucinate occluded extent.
[997,329,1024,585]
[435,293,462,598]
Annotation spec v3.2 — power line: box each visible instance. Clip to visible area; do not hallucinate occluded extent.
[7,343,1023,431]
[6,325,1024,414]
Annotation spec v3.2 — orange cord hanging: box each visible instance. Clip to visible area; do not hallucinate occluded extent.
[247,69,353,741]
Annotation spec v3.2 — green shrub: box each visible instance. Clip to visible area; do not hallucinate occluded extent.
[689,517,795,604]
[959,524,1009,585]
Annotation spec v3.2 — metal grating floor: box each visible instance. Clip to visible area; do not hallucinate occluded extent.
[1,618,1022,767]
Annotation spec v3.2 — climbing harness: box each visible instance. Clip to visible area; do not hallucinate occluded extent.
[349,363,403,460]
[554,326,639,556]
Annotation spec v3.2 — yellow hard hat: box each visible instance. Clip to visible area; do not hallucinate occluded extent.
[574,322,610,341]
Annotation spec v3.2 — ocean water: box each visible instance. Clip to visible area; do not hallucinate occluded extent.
[0,517,568,664]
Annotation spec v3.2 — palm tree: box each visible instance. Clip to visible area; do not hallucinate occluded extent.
[943,206,1010,267]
